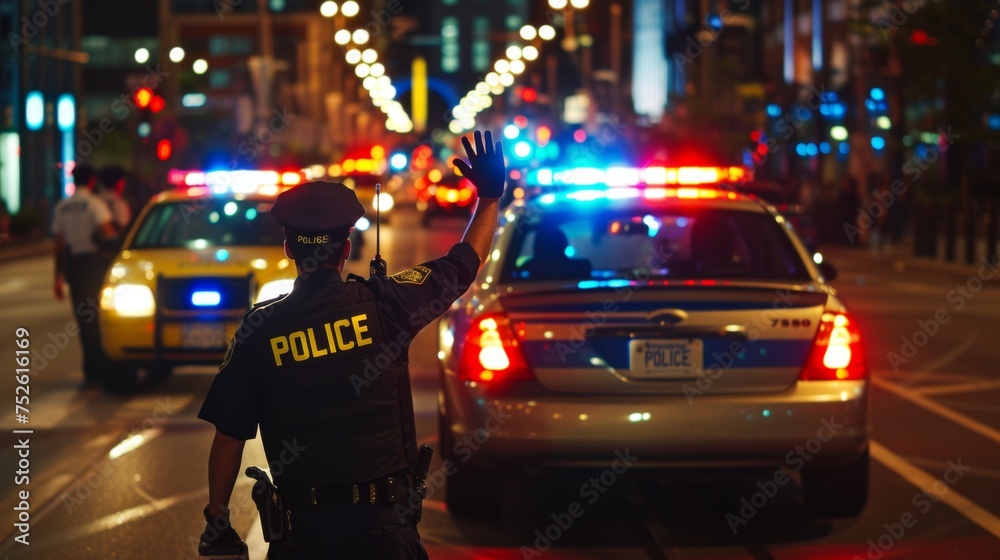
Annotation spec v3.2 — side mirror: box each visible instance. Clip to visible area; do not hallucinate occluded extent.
[818,261,838,282]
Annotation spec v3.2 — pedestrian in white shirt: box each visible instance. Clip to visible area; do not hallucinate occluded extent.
[52,164,117,388]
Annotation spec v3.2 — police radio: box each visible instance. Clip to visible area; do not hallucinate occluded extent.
[369,182,388,279]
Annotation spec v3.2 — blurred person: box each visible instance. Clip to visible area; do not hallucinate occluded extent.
[96,166,132,233]
[52,164,117,387]
[196,130,506,559]
[518,224,592,280]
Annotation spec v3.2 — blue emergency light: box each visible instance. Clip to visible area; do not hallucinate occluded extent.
[191,290,222,307]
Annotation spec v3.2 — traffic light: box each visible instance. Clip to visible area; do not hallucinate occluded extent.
[156,139,172,161]
[520,87,537,103]
[149,95,165,114]
[134,87,153,109]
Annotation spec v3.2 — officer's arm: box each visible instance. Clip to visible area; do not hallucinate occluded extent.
[454,130,505,268]
[207,430,246,516]
[53,233,67,279]
[462,198,499,268]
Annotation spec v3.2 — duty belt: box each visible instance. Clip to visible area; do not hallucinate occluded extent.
[282,476,412,510]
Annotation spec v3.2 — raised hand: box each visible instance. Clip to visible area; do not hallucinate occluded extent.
[452,130,506,199]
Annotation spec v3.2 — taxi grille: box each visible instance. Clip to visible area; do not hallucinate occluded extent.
[157,275,252,312]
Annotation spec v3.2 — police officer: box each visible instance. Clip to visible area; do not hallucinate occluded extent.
[53,163,117,387]
[198,130,506,558]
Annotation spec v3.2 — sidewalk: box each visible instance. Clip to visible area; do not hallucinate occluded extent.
[0,236,52,264]
[820,239,998,278]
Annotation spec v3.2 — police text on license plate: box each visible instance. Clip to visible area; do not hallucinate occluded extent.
[181,323,227,349]
[629,339,704,378]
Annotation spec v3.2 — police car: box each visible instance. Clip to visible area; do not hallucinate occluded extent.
[99,170,311,390]
[436,165,869,517]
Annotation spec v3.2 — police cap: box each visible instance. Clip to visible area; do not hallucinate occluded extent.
[270,181,365,259]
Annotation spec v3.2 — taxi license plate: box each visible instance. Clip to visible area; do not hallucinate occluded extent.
[629,339,703,378]
[181,323,227,348]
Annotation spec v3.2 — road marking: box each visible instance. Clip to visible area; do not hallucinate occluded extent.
[0,277,27,295]
[901,455,1000,482]
[872,375,1000,445]
[913,379,1000,396]
[0,488,208,553]
[870,441,1000,540]
[919,336,978,375]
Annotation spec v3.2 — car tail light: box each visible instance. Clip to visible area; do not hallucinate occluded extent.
[459,314,533,384]
[799,312,867,381]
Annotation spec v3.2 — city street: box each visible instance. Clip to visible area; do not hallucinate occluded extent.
[1,208,998,559]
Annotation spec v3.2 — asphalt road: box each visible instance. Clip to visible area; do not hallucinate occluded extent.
[1,208,998,559]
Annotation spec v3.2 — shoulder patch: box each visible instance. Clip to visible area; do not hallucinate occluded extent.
[218,339,235,373]
[391,265,432,285]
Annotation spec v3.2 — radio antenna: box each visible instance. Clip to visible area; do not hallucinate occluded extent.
[369,182,387,279]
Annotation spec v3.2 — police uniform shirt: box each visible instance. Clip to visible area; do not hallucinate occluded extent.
[198,242,480,482]
[51,188,113,256]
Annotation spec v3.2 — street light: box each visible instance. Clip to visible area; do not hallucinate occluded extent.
[549,0,568,9]
[522,45,539,60]
[134,48,150,64]
[355,63,370,78]
[334,29,352,45]
[361,48,378,64]
[370,63,385,77]
[193,59,209,74]
[169,47,185,63]
[519,25,537,41]
[352,29,369,45]
[506,45,522,60]
[499,72,514,87]
[494,59,510,73]
[570,0,589,8]
[320,1,338,17]
[346,48,361,64]
[341,0,359,17]
[509,59,526,74]
[539,25,556,41]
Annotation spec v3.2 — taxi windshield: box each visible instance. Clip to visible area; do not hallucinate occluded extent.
[129,198,285,249]
[502,208,810,283]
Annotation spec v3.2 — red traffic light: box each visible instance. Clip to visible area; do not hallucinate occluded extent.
[135,88,153,109]
[909,29,937,46]
[156,139,172,161]
[149,95,165,113]
[521,87,537,103]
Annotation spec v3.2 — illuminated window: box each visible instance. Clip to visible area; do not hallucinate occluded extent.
[209,69,230,89]
[472,17,490,71]
[441,16,459,73]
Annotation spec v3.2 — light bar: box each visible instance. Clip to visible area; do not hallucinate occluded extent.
[527,166,747,187]
[169,169,296,195]
[191,290,222,307]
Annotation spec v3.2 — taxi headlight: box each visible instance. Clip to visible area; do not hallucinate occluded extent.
[256,279,295,303]
[374,192,394,212]
[109,284,156,317]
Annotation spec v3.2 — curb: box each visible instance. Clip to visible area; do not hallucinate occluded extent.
[0,238,52,264]
[820,245,997,278]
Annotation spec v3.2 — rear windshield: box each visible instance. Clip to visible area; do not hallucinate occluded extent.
[501,207,810,283]
[130,198,284,249]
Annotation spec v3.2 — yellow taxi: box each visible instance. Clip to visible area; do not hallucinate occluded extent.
[99,169,304,391]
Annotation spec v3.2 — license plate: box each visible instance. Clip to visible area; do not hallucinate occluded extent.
[181,323,227,348]
[629,339,703,378]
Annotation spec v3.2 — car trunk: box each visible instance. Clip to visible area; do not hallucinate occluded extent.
[500,282,828,396]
